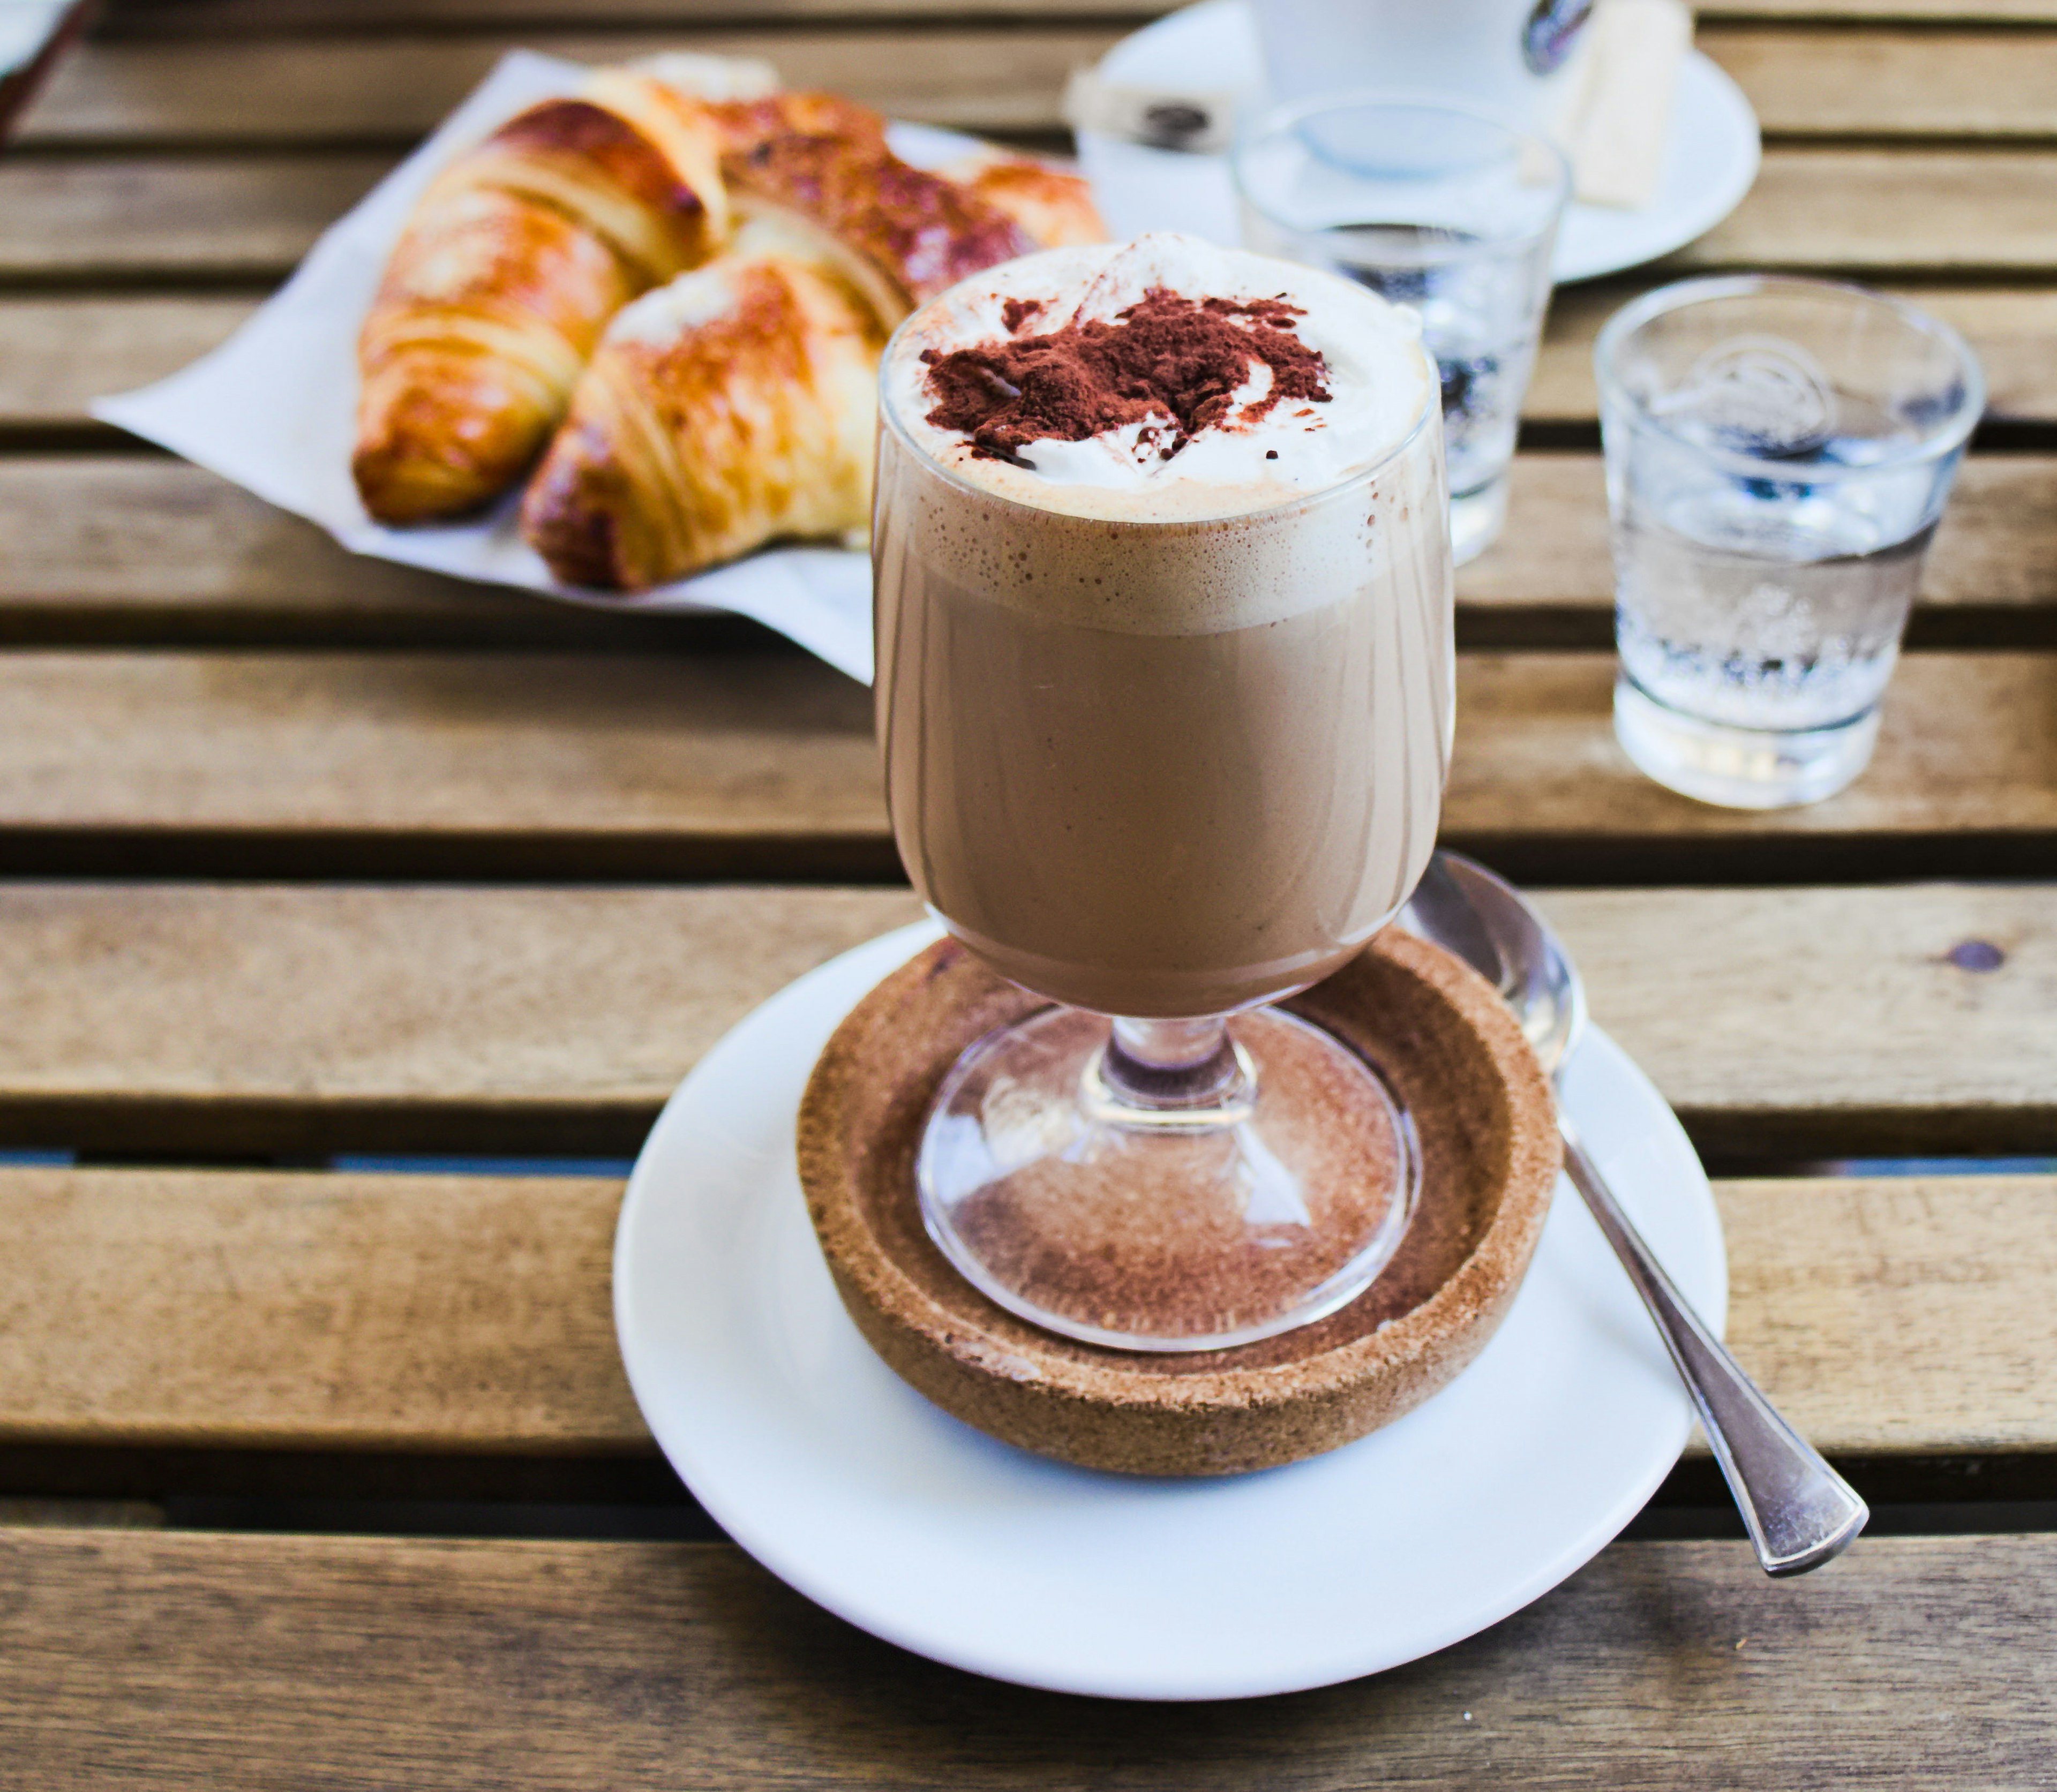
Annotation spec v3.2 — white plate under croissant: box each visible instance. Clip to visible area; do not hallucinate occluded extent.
[352,56,1106,591]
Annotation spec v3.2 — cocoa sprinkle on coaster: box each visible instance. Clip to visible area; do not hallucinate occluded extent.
[920,287,1331,463]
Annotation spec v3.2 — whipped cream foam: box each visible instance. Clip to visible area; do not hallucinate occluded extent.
[883,234,1436,522]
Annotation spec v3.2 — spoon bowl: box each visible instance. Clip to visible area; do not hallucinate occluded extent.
[1400,853,1583,1078]
[1395,850,1868,1578]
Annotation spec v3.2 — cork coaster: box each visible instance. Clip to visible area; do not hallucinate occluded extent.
[796,930,1563,1478]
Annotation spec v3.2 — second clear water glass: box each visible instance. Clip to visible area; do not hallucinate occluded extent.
[1595,275,1984,808]
[1234,93,1568,564]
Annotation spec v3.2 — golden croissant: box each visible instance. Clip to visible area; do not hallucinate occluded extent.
[942,147,1110,251]
[352,70,727,524]
[519,222,885,591]
[714,117,1034,327]
[521,130,1095,592]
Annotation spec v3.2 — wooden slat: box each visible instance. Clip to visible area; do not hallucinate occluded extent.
[0,884,923,1153]
[1448,651,2057,882]
[1539,884,2057,1157]
[0,882,2044,1157]
[0,649,885,878]
[8,147,2055,285]
[1701,27,2057,138]
[0,649,2046,881]
[17,29,1122,146]
[1459,455,2057,649]
[1711,0,2057,13]
[0,154,388,284]
[0,296,254,434]
[16,287,2057,443]
[1531,287,2057,428]
[92,0,2057,29]
[2,1162,2052,1455]
[1681,147,2057,273]
[20,26,2057,145]
[3,1530,2055,1784]
[0,458,795,647]
[5,454,2049,651]
[98,0,1176,28]
[1719,1174,2057,1454]
[0,1168,642,1452]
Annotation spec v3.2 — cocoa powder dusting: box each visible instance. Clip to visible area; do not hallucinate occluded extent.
[1000,296,1045,334]
[921,287,1331,462]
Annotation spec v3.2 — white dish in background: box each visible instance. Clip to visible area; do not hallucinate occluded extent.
[1077,0,1761,283]
[613,921,1728,1701]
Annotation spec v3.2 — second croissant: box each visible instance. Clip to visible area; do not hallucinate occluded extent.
[350,58,1105,591]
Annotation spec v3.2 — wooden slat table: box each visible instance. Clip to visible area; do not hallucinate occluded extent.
[2,1,2054,1782]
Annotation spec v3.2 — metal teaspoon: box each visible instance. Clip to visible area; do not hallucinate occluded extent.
[1398,850,1867,1577]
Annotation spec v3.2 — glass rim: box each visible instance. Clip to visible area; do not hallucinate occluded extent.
[1591,273,1987,480]
[1230,87,1572,261]
[874,287,1442,531]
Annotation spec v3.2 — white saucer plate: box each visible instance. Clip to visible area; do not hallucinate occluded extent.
[1076,0,1761,284]
[614,921,1726,1700]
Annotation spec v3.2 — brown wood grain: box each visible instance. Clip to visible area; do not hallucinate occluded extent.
[21,24,2057,144]
[1459,455,2057,647]
[20,285,2057,441]
[18,28,1123,145]
[0,883,924,1153]
[93,0,2057,29]
[99,0,1172,31]
[1710,0,2057,13]
[5,455,2050,650]
[1,1162,2051,1456]
[1537,884,2057,1157]
[0,295,258,433]
[0,648,887,877]
[0,882,2043,1158]
[2,1528,2054,1786]
[0,648,2044,881]
[1531,287,2057,428]
[0,1166,644,1452]
[1701,27,2057,137]
[1448,651,2057,882]
[0,153,389,284]
[1680,147,2057,272]
[1718,1174,2057,1454]
[0,457,798,647]
[9,146,2055,285]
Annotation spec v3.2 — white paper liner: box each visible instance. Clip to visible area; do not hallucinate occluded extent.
[93,50,992,688]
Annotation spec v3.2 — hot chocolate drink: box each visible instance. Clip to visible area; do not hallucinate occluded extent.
[875,234,1453,1017]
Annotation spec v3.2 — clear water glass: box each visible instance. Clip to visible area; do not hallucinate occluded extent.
[1234,93,1568,564]
[1595,276,1984,808]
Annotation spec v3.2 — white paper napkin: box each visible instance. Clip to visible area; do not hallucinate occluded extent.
[92,49,923,686]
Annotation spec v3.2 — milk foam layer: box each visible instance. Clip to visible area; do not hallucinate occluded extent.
[884,234,1435,524]
[879,236,1444,636]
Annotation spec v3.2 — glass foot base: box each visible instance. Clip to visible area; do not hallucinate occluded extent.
[1449,476,1510,567]
[916,1006,1418,1352]
[1615,676,1880,809]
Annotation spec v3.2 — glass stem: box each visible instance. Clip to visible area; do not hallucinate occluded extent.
[1103,1014,1247,1110]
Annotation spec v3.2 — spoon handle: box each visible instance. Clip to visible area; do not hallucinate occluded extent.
[1560,1121,1868,1577]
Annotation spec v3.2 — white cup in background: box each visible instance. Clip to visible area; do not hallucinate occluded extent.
[1250,0,1596,130]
